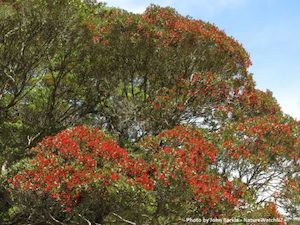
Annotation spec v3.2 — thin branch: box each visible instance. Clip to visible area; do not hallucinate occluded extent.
[49,213,66,225]
[112,213,136,225]
[27,132,41,147]
[78,213,92,225]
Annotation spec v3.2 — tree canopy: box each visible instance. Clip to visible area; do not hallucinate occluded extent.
[0,0,299,224]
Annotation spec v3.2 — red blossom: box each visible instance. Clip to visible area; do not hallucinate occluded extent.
[9,126,155,211]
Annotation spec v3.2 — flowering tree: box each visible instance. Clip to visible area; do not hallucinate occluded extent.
[7,122,297,224]
[1,0,299,224]
[7,125,242,224]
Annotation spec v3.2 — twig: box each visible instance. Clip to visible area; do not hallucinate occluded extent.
[112,213,136,225]
[78,214,92,225]
[49,213,66,225]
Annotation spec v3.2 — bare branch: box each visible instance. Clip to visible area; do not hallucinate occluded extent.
[112,213,136,225]
[78,213,92,225]
[27,132,41,147]
[49,213,66,225]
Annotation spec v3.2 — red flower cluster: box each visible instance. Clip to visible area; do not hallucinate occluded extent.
[140,126,243,207]
[239,89,281,115]
[8,126,152,211]
[149,71,231,116]
[220,115,299,161]
[141,5,251,69]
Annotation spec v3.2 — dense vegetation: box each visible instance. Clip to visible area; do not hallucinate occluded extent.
[0,0,299,224]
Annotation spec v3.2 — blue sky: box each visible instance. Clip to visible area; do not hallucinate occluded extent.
[103,0,300,119]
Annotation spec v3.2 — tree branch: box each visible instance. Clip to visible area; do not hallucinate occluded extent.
[112,213,136,225]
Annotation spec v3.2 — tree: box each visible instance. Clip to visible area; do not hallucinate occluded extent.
[7,125,243,224]
[1,1,299,224]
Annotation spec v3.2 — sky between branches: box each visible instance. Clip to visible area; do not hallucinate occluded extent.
[103,0,300,120]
